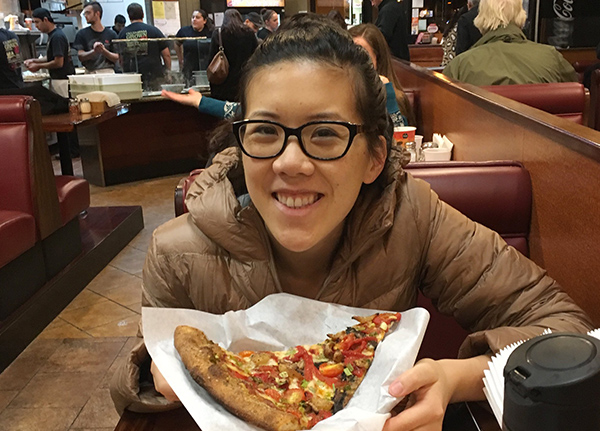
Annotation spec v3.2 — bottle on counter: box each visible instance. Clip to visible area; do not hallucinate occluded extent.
[68,98,80,118]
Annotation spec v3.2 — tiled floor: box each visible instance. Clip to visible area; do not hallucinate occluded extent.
[0,159,183,431]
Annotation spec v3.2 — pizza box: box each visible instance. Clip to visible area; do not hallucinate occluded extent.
[143,293,429,431]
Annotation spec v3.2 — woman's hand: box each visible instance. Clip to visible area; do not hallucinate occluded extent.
[161,88,203,108]
[383,355,490,431]
[150,360,180,402]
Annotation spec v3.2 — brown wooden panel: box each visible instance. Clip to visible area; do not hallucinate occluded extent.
[408,44,443,67]
[558,47,598,65]
[96,99,220,172]
[392,60,600,326]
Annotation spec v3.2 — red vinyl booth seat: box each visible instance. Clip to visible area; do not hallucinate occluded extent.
[55,176,90,225]
[174,161,533,360]
[0,211,36,269]
[481,82,589,125]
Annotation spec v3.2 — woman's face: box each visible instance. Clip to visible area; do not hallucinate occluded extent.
[192,12,206,31]
[242,61,385,254]
[353,36,377,69]
[266,13,279,31]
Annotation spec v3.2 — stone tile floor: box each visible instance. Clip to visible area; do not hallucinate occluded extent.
[0,159,183,431]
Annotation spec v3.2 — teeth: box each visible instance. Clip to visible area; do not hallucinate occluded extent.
[276,193,319,209]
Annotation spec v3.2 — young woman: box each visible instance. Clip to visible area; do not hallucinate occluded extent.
[111,16,592,431]
[208,9,258,101]
[257,9,279,40]
[348,23,415,126]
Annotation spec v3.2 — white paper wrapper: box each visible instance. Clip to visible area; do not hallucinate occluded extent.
[143,293,429,431]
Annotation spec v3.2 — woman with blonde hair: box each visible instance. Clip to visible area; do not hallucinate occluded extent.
[348,23,416,126]
[443,0,577,85]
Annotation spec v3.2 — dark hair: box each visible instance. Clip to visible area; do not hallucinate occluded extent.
[114,14,126,25]
[443,5,468,37]
[195,9,208,20]
[222,9,251,36]
[348,23,415,126]
[84,1,103,18]
[261,8,276,24]
[127,3,144,21]
[326,10,346,30]
[239,13,392,159]
[32,7,53,23]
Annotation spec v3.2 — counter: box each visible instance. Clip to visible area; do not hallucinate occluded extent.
[68,95,220,186]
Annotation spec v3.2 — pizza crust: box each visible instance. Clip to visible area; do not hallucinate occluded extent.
[174,325,303,431]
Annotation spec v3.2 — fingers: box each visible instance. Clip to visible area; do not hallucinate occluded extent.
[389,359,439,398]
[161,90,201,108]
[384,393,445,431]
[150,360,180,402]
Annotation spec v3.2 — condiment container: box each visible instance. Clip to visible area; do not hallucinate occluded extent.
[68,98,80,117]
[503,333,600,431]
[79,98,91,114]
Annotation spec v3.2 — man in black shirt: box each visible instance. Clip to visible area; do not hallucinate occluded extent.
[118,2,171,90]
[0,28,23,89]
[74,1,118,73]
[372,0,410,61]
[25,8,75,97]
[174,9,211,86]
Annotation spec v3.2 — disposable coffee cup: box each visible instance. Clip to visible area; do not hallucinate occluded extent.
[423,147,451,161]
[393,126,416,147]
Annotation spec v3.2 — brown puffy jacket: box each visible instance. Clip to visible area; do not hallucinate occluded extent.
[110,146,592,414]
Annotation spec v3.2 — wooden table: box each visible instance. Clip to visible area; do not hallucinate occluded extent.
[42,103,130,176]
[44,97,220,186]
[114,402,500,431]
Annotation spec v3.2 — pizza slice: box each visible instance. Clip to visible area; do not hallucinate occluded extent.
[174,312,401,431]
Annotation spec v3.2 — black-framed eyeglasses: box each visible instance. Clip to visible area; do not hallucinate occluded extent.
[232,119,365,161]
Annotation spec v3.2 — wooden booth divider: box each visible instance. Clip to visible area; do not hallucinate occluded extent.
[392,59,600,326]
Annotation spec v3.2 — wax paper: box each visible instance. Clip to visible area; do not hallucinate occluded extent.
[143,293,429,431]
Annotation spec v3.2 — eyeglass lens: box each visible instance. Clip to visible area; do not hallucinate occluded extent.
[238,122,352,159]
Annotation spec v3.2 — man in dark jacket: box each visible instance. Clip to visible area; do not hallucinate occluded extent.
[373,0,410,61]
[455,0,482,55]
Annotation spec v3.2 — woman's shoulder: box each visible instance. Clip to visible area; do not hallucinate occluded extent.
[151,214,219,258]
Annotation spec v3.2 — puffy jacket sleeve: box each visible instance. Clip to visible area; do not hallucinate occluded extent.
[110,229,195,414]
[407,177,593,358]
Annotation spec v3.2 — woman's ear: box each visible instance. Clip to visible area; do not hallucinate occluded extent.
[363,135,388,185]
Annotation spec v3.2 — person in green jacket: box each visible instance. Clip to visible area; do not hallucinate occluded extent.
[443,0,578,85]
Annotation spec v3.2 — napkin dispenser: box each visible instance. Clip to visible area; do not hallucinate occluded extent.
[503,333,600,431]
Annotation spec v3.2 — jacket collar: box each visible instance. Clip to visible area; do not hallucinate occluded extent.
[185,146,406,268]
[378,0,395,11]
[473,23,526,48]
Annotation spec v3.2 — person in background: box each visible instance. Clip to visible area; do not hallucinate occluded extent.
[112,14,126,35]
[163,18,411,127]
[257,9,278,40]
[371,0,410,61]
[443,0,578,85]
[25,8,75,97]
[0,27,23,89]
[455,0,482,56]
[244,12,263,40]
[349,23,414,126]
[441,5,468,67]
[74,1,118,74]
[111,16,593,428]
[208,9,257,102]
[118,3,171,90]
[326,9,347,30]
[174,9,211,87]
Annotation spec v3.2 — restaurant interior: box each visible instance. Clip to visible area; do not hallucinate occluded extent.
[1,0,600,429]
